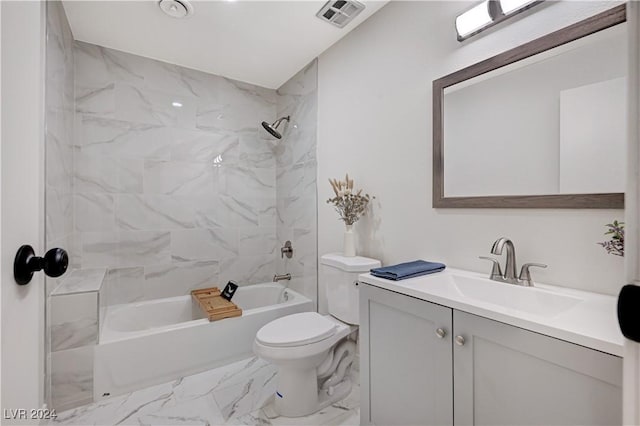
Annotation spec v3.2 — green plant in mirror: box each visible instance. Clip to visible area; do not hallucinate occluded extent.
[598,220,624,257]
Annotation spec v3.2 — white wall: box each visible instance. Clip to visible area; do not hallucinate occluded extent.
[317,1,625,310]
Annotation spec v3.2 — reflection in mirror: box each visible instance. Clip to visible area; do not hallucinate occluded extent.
[433,4,626,208]
[444,23,626,198]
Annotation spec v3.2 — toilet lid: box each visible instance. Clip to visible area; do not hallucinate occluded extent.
[256,312,337,347]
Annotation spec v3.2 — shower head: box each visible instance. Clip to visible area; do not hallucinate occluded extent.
[261,116,290,139]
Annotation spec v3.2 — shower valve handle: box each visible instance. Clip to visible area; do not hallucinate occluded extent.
[14,245,68,285]
[281,240,293,259]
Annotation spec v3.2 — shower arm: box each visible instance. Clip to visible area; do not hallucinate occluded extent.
[273,116,290,127]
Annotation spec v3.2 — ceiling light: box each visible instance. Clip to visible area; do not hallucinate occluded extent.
[172,101,183,108]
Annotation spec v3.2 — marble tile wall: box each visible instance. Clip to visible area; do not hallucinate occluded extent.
[45,0,81,412]
[45,0,76,284]
[73,41,281,304]
[51,292,98,352]
[274,60,319,307]
[48,267,105,411]
[51,345,94,412]
[49,283,99,411]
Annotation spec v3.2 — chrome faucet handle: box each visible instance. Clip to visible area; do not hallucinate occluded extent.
[479,256,503,280]
[281,240,293,259]
[518,263,547,287]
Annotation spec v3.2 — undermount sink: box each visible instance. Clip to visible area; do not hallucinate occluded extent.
[451,274,583,317]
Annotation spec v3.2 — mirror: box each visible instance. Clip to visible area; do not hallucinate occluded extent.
[433,5,626,208]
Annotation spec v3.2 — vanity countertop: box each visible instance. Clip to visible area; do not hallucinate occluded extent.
[359,268,624,356]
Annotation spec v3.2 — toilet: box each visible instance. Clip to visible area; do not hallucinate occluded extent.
[253,253,381,417]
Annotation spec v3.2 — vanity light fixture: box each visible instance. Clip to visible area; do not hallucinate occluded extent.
[455,0,543,41]
[455,1,493,41]
[499,0,539,15]
[172,101,183,108]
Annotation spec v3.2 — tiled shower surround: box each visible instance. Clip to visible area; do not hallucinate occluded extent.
[275,61,319,305]
[72,41,317,305]
[44,11,318,410]
[74,41,281,302]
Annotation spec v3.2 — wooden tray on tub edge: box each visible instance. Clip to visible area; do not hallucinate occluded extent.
[191,287,242,321]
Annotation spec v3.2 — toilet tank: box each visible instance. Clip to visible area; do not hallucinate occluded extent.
[320,253,381,325]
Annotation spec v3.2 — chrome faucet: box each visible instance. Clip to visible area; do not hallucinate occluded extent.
[491,237,519,284]
[480,237,547,286]
[273,273,291,282]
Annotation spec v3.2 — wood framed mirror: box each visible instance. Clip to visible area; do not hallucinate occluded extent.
[433,5,626,208]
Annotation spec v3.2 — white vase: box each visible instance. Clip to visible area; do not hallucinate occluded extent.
[343,224,356,257]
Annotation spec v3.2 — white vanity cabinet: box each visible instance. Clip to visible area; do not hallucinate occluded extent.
[359,283,623,426]
[453,309,622,425]
[359,283,453,426]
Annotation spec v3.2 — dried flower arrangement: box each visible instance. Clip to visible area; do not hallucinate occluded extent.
[598,220,624,257]
[327,174,373,226]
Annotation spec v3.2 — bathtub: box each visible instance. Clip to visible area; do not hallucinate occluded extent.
[94,283,313,400]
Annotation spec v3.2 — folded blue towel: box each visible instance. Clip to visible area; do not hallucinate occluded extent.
[370,260,446,280]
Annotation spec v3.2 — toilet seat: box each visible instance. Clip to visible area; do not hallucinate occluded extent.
[256,312,337,347]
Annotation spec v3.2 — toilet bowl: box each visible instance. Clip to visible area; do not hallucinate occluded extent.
[253,254,381,418]
[253,312,356,417]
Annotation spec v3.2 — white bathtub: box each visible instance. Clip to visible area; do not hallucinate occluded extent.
[94,283,313,400]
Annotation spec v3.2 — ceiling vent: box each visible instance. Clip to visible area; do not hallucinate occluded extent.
[316,0,366,28]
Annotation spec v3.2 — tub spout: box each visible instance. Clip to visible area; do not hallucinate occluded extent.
[273,273,291,282]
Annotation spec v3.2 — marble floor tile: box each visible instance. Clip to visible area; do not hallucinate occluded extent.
[254,383,360,426]
[212,369,277,421]
[52,380,176,425]
[168,357,273,404]
[136,395,225,426]
[53,356,359,426]
[334,409,360,426]
[230,383,360,426]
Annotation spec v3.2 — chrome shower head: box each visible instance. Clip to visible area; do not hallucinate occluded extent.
[261,116,290,139]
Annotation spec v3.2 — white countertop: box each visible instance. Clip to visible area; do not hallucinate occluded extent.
[359,268,624,356]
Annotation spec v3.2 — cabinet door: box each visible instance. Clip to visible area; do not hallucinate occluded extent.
[360,284,453,425]
[453,310,622,426]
